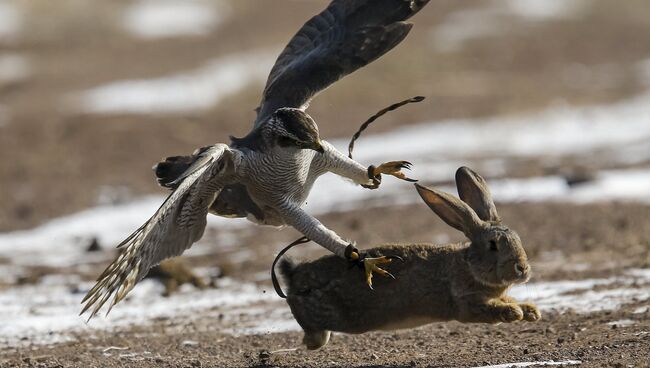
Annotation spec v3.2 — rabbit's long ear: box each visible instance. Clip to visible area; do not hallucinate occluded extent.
[415,183,484,236]
[455,167,501,223]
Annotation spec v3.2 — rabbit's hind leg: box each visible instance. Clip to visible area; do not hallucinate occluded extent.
[303,330,331,350]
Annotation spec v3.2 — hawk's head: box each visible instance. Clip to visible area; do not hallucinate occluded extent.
[268,108,324,153]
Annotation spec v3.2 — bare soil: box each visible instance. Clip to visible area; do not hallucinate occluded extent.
[1,0,650,367]
[2,202,650,367]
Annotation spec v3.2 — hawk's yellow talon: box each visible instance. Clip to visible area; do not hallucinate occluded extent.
[373,161,417,182]
[362,256,396,289]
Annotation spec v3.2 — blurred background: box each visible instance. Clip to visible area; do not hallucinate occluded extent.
[1,0,649,364]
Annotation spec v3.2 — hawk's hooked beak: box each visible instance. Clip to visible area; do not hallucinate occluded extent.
[309,140,325,153]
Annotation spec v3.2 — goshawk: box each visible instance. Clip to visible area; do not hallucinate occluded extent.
[82,0,430,318]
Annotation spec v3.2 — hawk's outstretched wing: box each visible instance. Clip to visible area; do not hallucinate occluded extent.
[81,144,240,319]
[254,0,429,126]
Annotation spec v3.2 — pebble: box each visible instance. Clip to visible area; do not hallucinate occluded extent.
[258,350,271,360]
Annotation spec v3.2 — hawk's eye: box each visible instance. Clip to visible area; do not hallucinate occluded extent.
[489,240,498,251]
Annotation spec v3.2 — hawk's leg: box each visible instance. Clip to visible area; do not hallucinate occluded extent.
[318,141,416,188]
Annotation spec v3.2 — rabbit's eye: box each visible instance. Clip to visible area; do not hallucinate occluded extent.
[489,240,498,251]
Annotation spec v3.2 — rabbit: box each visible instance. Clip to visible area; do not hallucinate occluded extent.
[278,166,541,350]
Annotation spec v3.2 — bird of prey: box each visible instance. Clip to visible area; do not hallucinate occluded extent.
[81,0,430,318]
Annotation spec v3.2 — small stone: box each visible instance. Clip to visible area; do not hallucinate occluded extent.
[371,353,379,360]
[557,337,565,344]
[611,324,618,329]
[86,237,101,252]
[545,326,556,334]
[523,348,529,355]
[258,350,271,361]
[182,340,199,347]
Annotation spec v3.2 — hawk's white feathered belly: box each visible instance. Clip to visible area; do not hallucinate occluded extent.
[241,148,325,226]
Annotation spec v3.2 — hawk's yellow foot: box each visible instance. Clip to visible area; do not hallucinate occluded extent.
[362,256,396,289]
[345,245,401,289]
[374,161,417,182]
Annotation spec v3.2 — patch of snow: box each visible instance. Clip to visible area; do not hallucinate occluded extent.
[0,53,30,84]
[0,196,160,267]
[511,269,650,313]
[0,195,249,268]
[488,170,650,204]
[431,0,586,51]
[633,306,648,314]
[0,276,279,347]
[504,0,586,20]
[431,6,506,52]
[607,319,636,327]
[122,0,229,39]
[473,360,582,368]
[305,166,650,217]
[339,94,650,163]
[569,170,650,203]
[0,1,21,43]
[75,49,276,114]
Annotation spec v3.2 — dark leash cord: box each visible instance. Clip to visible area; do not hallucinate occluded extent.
[347,96,425,159]
[271,236,310,298]
[271,96,426,298]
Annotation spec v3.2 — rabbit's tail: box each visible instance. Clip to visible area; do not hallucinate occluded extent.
[279,257,298,280]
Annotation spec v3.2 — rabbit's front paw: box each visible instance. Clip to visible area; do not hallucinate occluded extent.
[519,303,541,322]
[499,304,524,323]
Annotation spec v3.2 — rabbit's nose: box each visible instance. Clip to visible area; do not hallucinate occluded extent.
[514,263,528,277]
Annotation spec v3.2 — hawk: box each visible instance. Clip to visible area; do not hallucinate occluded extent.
[82,0,429,318]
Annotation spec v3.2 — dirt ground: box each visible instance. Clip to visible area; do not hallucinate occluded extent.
[3,306,650,368]
[2,201,650,367]
[1,0,650,367]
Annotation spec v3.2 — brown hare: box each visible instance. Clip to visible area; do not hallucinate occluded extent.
[279,167,541,350]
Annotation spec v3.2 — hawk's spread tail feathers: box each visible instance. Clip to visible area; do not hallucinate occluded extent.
[81,145,238,320]
[153,145,212,190]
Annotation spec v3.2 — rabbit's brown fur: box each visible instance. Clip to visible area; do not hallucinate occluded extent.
[280,167,540,350]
